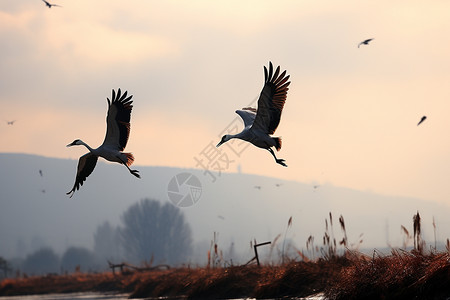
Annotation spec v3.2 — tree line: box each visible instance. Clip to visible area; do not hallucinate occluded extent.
[1,198,192,277]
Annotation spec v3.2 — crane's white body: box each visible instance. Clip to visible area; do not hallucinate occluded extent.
[220,110,279,149]
[71,140,132,165]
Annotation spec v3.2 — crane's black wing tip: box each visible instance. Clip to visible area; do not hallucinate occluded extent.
[110,88,133,104]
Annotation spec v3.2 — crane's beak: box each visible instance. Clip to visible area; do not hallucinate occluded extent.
[216,140,224,147]
[66,142,75,147]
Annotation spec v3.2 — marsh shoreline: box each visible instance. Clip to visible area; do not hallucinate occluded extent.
[1,251,449,299]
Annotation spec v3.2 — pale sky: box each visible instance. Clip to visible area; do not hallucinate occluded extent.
[2,0,450,205]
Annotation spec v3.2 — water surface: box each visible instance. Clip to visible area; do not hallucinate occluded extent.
[0,292,129,300]
[0,292,324,300]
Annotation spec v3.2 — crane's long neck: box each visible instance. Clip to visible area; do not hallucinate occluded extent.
[227,131,246,140]
[227,132,245,143]
[79,140,95,153]
[234,131,248,139]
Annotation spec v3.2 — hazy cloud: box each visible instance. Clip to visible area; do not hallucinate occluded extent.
[2,0,450,205]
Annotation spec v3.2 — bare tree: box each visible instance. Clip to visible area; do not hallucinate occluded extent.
[0,257,11,278]
[119,198,192,265]
[22,248,59,275]
[61,247,95,273]
[93,221,122,262]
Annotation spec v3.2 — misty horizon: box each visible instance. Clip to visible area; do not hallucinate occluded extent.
[1,153,450,270]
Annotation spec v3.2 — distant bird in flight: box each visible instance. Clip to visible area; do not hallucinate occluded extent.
[358,38,373,48]
[39,169,43,177]
[6,120,16,125]
[41,0,62,8]
[254,185,262,190]
[217,62,291,167]
[417,116,427,126]
[66,89,140,198]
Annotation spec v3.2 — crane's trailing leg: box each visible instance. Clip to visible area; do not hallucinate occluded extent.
[128,167,140,178]
[118,157,141,178]
[268,148,287,167]
[125,164,141,178]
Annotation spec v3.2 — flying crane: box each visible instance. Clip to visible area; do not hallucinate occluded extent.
[217,62,290,167]
[66,89,140,197]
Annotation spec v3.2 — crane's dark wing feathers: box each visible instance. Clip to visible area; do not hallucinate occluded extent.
[67,153,98,197]
[252,62,290,134]
[103,88,133,151]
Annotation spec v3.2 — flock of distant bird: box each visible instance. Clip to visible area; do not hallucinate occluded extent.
[5,57,428,197]
[6,6,429,197]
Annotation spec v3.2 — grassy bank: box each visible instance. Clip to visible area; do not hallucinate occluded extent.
[2,212,449,299]
[324,250,450,300]
[0,258,346,298]
[1,251,449,299]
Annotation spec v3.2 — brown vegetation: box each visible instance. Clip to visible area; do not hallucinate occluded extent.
[0,259,346,299]
[324,250,450,300]
[0,272,120,296]
[1,250,450,299]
